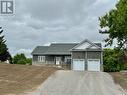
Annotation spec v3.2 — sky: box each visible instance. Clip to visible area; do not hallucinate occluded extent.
[0,0,117,57]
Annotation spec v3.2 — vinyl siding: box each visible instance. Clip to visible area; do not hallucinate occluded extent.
[87,51,101,59]
[72,51,101,59]
[45,56,55,64]
[33,55,38,61]
[72,51,85,59]
[33,55,67,64]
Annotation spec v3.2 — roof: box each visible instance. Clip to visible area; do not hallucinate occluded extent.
[44,43,78,55]
[31,42,102,55]
[94,43,102,48]
[31,46,49,55]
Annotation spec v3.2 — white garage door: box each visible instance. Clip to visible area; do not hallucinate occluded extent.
[88,59,100,71]
[73,59,85,71]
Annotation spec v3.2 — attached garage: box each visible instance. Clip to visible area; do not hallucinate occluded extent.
[72,59,85,71]
[70,39,103,72]
[72,59,101,71]
[88,59,100,71]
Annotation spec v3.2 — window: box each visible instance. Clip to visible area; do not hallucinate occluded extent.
[38,56,45,62]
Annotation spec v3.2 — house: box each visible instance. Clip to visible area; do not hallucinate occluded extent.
[31,39,103,71]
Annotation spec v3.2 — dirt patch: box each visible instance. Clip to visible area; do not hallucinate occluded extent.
[110,72,127,90]
[0,63,57,95]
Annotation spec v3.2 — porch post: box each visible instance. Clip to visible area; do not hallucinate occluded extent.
[85,51,87,71]
[71,51,73,70]
[101,51,103,71]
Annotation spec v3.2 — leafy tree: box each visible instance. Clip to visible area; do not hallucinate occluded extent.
[0,27,11,62]
[99,0,127,49]
[13,53,27,64]
[13,53,32,65]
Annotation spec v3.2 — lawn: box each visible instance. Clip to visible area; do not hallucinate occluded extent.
[110,72,127,90]
[0,63,57,95]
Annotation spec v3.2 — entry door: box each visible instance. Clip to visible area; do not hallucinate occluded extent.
[56,57,61,65]
[88,59,100,71]
[73,59,85,71]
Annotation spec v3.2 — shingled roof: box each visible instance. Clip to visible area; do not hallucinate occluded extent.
[31,42,102,55]
[44,43,78,55]
[31,46,49,55]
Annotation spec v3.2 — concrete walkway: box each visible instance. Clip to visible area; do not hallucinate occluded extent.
[24,70,127,95]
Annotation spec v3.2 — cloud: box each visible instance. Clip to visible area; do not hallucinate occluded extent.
[17,49,32,57]
[10,48,32,57]
[0,0,117,57]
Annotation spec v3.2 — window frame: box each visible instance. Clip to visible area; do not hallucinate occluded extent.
[38,56,45,62]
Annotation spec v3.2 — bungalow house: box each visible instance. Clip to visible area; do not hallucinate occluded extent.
[31,39,103,71]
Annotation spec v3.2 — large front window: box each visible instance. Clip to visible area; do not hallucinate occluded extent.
[38,56,45,62]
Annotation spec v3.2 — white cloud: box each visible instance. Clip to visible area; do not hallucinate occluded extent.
[17,49,32,55]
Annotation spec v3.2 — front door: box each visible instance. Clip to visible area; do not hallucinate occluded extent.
[56,57,61,65]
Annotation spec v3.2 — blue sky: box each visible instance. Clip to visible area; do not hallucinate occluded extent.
[0,0,117,57]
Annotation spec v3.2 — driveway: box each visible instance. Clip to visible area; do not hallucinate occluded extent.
[24,70,127,95]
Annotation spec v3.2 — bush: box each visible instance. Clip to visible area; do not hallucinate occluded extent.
[13,53,32,65]
[104,56,120,72]
[17,59,26,65]
[103,49,121,72]
[26,58,32,65]
[121,63,127,70]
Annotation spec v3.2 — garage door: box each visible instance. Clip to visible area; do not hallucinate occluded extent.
[88,59,100,71]
[73,59,85,71]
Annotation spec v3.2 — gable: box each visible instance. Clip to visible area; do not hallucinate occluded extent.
[75,42,91,49]
[88,45,100,49]
[89,46,98,49]
[71,39,101,50]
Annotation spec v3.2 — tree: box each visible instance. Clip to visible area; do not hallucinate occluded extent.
[99,0,127,49]
[13,53,32,65]
[13,53,26,64]
[0,27,11,62]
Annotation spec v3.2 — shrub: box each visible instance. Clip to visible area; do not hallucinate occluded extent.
[26,58,32,65]
[17,59,26,65]
[13,53,32,65]
[121,63,127,70]
[103,49,121,72]
[104,56,120,72]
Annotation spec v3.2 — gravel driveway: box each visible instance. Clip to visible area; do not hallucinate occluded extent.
[24,70,127,95]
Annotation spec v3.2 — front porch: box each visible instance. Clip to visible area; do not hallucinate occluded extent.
[45,55,71,65]
[32,55,71,70]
